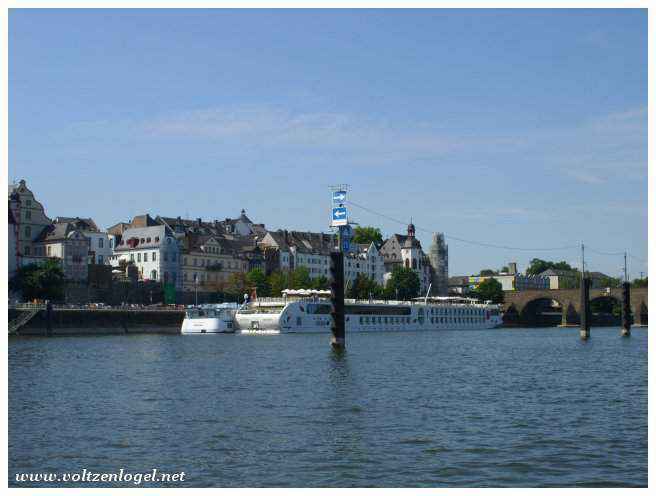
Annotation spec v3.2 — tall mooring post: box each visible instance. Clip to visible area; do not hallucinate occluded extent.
[621,282,632,337]
[620,252,631,337]
[329,250,346,350]
[580,277,591,340]
[329,184,349,350]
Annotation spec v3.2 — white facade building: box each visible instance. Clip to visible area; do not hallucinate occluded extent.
[344,242,386,286]
[110,225,182,289]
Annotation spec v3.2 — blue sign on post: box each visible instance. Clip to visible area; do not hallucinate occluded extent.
[342,237,350,252]
[332,206,348,226]
[332,190,347,204]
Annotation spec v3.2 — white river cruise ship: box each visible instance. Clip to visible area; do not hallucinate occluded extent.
[235,289,503,333]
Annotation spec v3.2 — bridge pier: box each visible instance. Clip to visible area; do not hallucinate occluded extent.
[560,303,578,327]
[634,302,648,327]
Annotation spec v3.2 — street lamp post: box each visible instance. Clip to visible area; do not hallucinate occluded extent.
[194,274,198,307]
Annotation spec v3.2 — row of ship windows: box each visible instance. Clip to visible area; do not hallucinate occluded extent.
[424,308,484,316]
[358,316,484,325]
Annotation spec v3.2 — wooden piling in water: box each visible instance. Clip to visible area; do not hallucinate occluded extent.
[329,251,345,350]
[580,277,591,340]
[621,282,631,337]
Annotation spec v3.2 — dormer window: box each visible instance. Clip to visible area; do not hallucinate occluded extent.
[147,237,151,243]
[155,237,160,242]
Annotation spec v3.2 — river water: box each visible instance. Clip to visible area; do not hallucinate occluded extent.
[9,327,647,487]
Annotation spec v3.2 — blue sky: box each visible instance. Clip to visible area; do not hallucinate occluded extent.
[9,9,647,277]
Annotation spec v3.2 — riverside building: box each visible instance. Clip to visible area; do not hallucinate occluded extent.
[379,222,433,294]
[109,225,182,289]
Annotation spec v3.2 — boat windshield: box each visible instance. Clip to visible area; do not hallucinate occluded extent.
[186,308,223,319]
[237,303,286,314]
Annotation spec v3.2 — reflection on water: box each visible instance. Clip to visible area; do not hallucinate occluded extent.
[9,327,648,487]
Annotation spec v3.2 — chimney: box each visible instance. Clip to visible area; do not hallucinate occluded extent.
[197,217,202,226]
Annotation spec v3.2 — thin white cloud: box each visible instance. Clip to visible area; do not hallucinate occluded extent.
[140,105,514,157]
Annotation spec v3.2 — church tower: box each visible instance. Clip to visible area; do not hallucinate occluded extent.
[401,220,421,271]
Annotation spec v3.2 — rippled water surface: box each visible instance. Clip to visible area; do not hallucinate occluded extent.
[9,327,647,487]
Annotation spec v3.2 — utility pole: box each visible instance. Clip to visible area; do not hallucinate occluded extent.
[581,243,586,278]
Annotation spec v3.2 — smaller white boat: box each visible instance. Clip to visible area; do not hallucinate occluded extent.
[180,303,239,334]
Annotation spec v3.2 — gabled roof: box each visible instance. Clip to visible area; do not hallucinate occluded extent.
[107,222,131,236]
[35,222,86,243]
[130,214,159,228]
[54,216,99,232]
[539,268,576,277]
[259,230,334,255]
[113,225,174,251]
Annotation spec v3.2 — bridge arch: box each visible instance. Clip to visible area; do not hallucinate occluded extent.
[519,296,566,327]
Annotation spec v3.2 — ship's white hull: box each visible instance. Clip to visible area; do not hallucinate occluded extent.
[235,299,503,334]
[181,317,235,334]
[181,306,237,334]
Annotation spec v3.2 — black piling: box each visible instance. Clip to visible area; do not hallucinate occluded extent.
[45,301,53,336]
[580,277,591,340]
[329,251,345,350]
[621,282,631,337]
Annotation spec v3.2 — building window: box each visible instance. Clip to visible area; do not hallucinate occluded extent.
[172,272,176,282]
[151,270,157,280]
[164,252,168,262]
[25,210,31,220]
[152,252,157,261]
[130,254,134,262]
[98,238,103,248]
[25,199,32,207]
[47,246,51,256]
[172,252,176,262]
[24,226,31,238]
[143,253,148,262]
[24,246,30,255]
[137,253,141,262]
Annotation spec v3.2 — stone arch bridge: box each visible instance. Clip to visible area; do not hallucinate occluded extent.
[503,287,648,327]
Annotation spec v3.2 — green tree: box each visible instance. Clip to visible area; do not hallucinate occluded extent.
[347,274,384,300]
[225,272,248,298]
[352,226,383,246]
[470,278,504,304]
[385,266,420,300]
[479,269,497,276]
[291,267,312,289]
[246,268,271,297]
[526,258,574,276]
[632,277,648,288]
[267,271,290,296]
[597,275,621,288]
[10,259,65,302]
[311,275,330,291]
